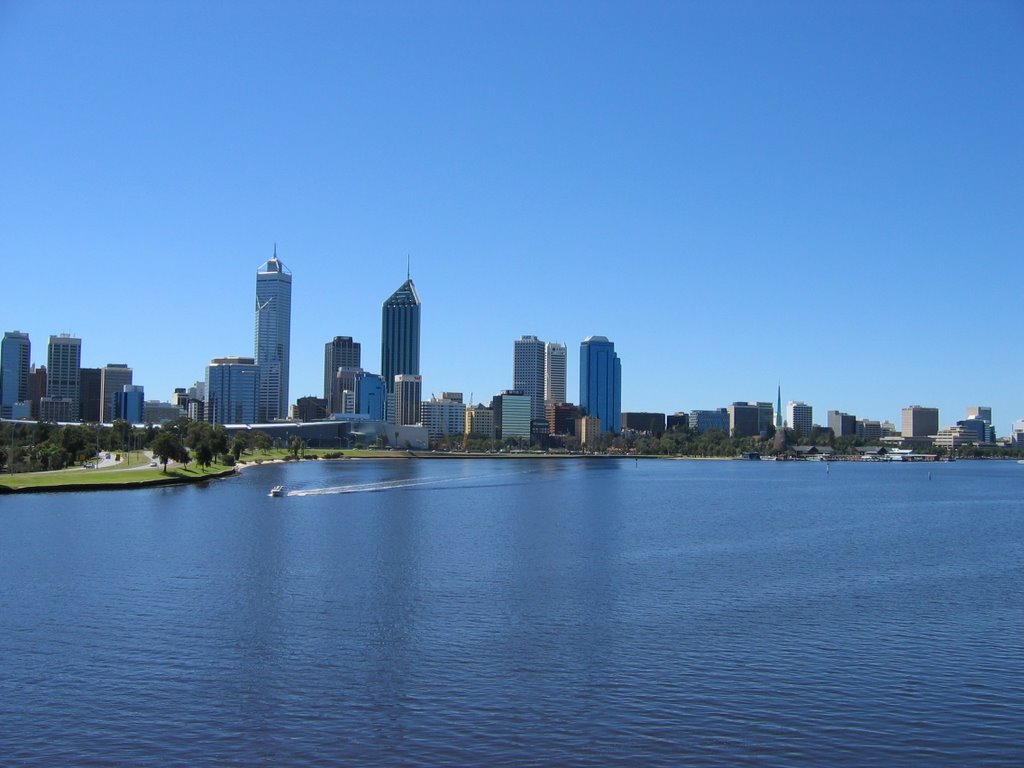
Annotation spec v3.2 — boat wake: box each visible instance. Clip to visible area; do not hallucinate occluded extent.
[285,468,538,497]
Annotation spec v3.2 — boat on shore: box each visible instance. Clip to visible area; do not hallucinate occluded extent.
[269,485,285,497]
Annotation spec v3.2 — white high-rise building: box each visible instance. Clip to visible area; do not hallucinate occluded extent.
[787,401,813,435]
[544,341,567,405]
[255,249,292,422]
[513,335,546,422]
[394,374,422,426]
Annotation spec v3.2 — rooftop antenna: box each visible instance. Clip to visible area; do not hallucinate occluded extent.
[407,253,410,280]
[274,242,277,259]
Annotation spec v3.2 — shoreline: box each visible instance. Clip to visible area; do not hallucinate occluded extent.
[0,466,238,495]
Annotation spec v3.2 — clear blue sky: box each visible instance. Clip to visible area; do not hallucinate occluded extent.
[2,1,1022,430]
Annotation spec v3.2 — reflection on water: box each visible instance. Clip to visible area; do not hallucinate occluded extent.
[1,459,1022,766]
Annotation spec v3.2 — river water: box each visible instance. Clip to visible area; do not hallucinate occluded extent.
[1,458,1022,765]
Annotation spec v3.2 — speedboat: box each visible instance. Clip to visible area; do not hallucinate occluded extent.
[269,485,285,497]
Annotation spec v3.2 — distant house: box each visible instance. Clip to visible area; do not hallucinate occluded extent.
[855,446,888,457]
[794,445,835,457]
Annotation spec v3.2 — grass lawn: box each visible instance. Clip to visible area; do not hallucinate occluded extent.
[0,461,236,490]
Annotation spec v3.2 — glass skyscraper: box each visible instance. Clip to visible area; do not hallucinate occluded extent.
[380,277,420,396]
[254,250,292,422]
[206,357,259,425]
[1,330,31,419]
[579,336,622,435]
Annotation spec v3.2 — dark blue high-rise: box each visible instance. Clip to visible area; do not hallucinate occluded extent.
[579,336,621,435]
[381,277,421,396]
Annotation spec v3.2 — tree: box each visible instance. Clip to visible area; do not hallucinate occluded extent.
[252,431,272,451]
[231,434,249,461]
[151,430,184,473]
[194,441,214,471]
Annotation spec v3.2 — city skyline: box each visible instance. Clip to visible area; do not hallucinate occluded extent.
[2,4,1022,428]
[0,275,1016,435]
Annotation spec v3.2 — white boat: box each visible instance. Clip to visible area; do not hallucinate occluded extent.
[269,485,285,497]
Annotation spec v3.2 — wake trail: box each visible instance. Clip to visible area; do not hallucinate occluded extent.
[285,467,540,497]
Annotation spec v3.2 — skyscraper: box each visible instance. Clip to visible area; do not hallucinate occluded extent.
[544,341,567,406]
[43,334,82,421]
[394,374,422,426]
[78,368,101,423]
[1,330,30,419]
[513,335,546,422]
[255,249,292,422]
[380,276,420,396]
[579,336,621,435]
[902,405,938,438]
[100,364,133,423]
[324,336,361,411]
[206,357,259,425]
[787,401,813,435]
[966,406,992,423]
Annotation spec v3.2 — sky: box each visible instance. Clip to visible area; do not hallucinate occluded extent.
[2,1,1022,430]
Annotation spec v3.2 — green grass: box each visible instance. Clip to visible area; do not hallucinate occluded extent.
[0,461,235,490]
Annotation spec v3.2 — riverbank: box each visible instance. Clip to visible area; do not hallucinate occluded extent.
[0,464,237,494]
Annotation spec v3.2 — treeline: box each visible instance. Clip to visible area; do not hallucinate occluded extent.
[0,419,279,474]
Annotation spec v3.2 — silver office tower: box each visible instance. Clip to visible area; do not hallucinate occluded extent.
[513,335,546,422]
[380,277,421,396]
[45,333,82,421]
[254,250,292,422]
[544,341,567,406]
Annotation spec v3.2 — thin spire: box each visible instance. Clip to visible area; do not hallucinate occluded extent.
[407,253,410,280]
[274,242,277,259]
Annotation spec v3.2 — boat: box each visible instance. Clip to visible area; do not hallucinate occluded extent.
[269,485,285,497]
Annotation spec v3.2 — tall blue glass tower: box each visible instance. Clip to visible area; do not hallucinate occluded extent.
[579,336,621,435]
[1,330,31,419]
[380,277,421,396]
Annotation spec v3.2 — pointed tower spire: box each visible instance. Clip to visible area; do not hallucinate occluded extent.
[776,383,783,430]
[407,253,410,280]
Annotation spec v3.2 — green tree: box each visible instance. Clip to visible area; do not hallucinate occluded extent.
[231,433,249,461]
[194,441,214,470]
[151,430,184,473]
[252,431,272,451]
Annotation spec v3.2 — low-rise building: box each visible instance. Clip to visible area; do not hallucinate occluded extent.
[932,425,976,451]
[621,412,666,436]
[421,395,467,439]
[465,403,495,439]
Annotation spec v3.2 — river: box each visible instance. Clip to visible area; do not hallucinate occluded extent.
[1,458,1022,765]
